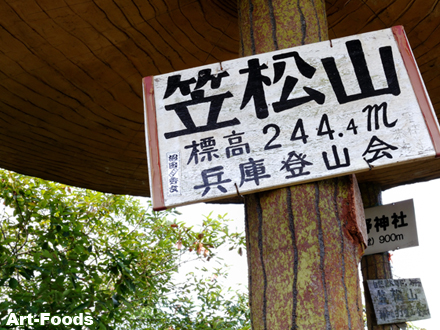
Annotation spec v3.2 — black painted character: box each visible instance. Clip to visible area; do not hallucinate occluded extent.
[239,52,325,119]
[322,40,400,104]
[239,158,271,187]
[272,51,325,113]
[362,102,397,131]
[362,135,398,163]
[223,130,251,158]
[185,137,219,165]
[322,145,350,170]
[193,166,231,197]
[391,211,408,229]
[163,69,239,139]
[280,151,313,178]
[374,215,389,232]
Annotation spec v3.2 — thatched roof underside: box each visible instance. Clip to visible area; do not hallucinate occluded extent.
[1,0,439,197]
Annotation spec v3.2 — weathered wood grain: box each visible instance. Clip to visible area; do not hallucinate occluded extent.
[240,1,367,329]
[245,176,366,329]
[359,182,400,330]
[0,0,439,195]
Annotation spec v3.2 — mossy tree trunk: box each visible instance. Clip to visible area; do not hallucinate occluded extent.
[360,183,400,330]
[238,1,367,329]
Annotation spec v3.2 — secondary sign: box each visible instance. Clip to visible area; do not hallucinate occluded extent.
[364,199,418,255]
[143,26,440,210]
[367,278,431,325]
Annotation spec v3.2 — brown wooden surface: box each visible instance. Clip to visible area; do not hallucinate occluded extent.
[360,182,400,330]
[0,0,439,196]
[245,175,367,329]
[241,1,366,328]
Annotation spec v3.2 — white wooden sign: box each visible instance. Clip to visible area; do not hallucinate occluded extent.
[143,26,440,210]
[368,278,431,325]
[364,199,418,255]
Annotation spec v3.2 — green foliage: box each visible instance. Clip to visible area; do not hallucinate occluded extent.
[141,267,250,330]
[407,322,426,330]
[0,170,249,329]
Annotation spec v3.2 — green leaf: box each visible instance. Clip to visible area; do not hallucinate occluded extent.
[0,169,250,329]
[18,270,32,280]
[98,321,107,330]
[8,278,18,289]
[42,249,52,259]
[62,289,72,298]
[112,294,120,307]
[71,301,89,314]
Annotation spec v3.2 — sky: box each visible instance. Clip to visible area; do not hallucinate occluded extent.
[176,177,440,329]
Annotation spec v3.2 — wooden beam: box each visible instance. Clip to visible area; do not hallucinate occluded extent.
[239,1,367,328]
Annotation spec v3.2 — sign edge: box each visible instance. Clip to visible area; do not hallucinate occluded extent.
[392,25,440,157]
[143,77,166,211]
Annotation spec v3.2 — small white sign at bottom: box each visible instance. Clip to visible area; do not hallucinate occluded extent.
[368,278,430,325]
[364,199,418,255]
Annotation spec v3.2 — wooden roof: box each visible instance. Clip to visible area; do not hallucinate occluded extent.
[1,0,439,197]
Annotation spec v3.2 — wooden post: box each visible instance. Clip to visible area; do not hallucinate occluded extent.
[238,1,367,328]
[360,183,400,330]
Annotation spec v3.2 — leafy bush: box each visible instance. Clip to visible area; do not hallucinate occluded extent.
[0,170,249,329]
